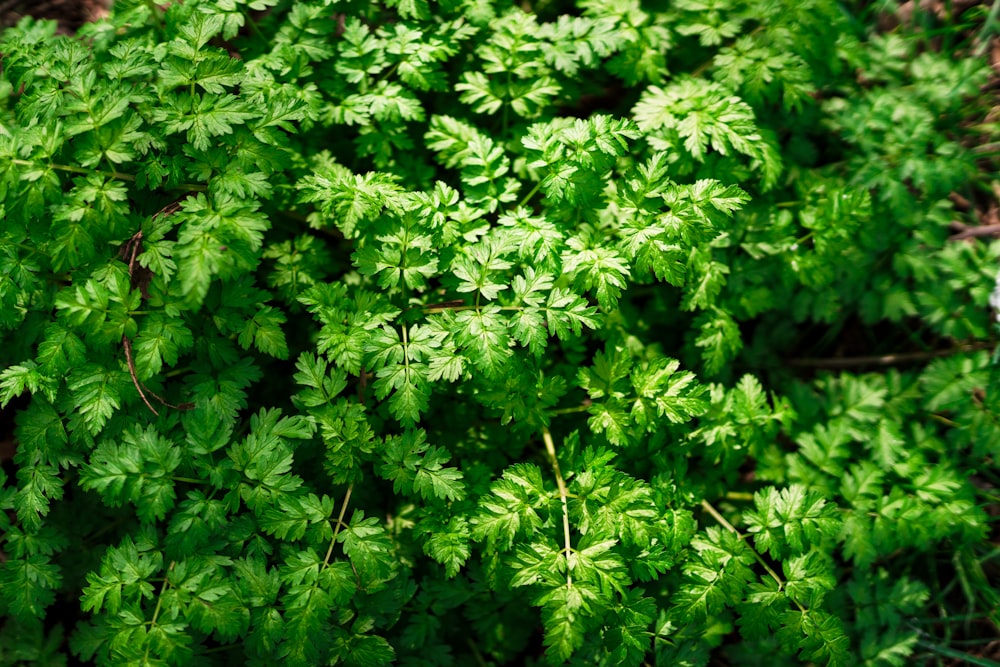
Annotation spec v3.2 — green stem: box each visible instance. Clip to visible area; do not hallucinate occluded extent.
[142,0,164,30]
[700,499,804,611]
[916,639,1000,667]
[423,303,573,315]
[975,0,1000,56]
[542,426,573,584]
[518,181,543,209]
[929,413,959,428]
[144,561,175,662]
[465,638,489,667]
[548,404,591,416]
[245,13,266,41]
[7,241,47,257]
[13,158,135,181]
[690,25,765,77]
[375,62,401,85]
[11,159,207,192]
[323,484,354,567]
[171,476,205,484]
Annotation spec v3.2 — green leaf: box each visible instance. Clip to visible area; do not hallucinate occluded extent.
[80,425,183,522]
[471,463,549,550]
[238,305,289,359]
[379,429,465,502]
[260,493,334,542]
[338,511,396,587]
[133,313,194,380]
[422,517,471,578]
[0,554,62,619]
[0,360,56,406]
[67,364,125,436]
[81,536,162,615]
[743,485,842,560]
[562,234,631,310]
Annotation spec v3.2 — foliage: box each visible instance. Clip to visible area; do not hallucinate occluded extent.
[0,0,998,665]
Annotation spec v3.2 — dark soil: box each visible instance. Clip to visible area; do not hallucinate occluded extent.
[0,0,110,33]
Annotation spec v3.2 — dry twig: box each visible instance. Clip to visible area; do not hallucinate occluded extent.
[787,341,995,369]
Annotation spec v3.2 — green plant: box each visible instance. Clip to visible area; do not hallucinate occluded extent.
[0,0,997,665]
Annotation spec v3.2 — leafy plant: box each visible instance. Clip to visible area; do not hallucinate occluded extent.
[0,0,997,665]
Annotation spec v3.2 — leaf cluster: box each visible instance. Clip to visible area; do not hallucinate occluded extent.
[0,0,997,666]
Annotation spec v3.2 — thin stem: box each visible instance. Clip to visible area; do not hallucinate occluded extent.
[949,223,1000,241]
[10,159,207,192]
[548,404,591,416]
[700,498,739,533]
[423,304,482,314]
[929,413,959,428]
[542,426,573,584]
[245,13,266,41]
[916,639,1000,667]
[700,500,803,610]
[142,0,164,30]
[786,341,994,369]
[690,25,765,77]
[123,336,160,417]
[402,321,411,376]
[171,476,205,484]
[143,561,175,662]
[975,0,1000,57]
[13,158,135,181]
[518,181,543,209]
[423,303,574,315]
[375,62,401,85]
[7,241,47,257]
[323,484,354,567]
[465,637,489,667]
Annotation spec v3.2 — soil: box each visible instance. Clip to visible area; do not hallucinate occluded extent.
[0,0,110,33]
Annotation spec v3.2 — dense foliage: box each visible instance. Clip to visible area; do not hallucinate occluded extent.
[0,0,998,665]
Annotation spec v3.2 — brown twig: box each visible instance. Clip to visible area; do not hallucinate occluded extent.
[949,223,1000,241]
[786,342,995,369]
[122,335,160,416]
[119,218,194,415]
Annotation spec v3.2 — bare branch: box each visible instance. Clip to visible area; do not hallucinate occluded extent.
[786,342,995,369]
[949,223,1000,241]
[122,335,159,416]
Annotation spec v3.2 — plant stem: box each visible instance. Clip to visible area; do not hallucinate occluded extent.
[700,499,802,609]
[916,639,1000,667]
[142,0,164,30]
[949,223,1000,241]
[518,181,542,209]
[548,404,591,416]
[542,426,573,584]
[786,341,994,369]
[10,159,207,192]
[144,561,175,662]
[323,484,354,567]
[975,0,1000,56]
[171,476,204,484]
[465,637,489,667]
[245,13,266,41]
